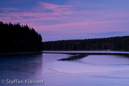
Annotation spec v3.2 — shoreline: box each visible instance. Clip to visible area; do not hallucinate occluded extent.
[0,51,43,55]
[42,50,129,55]
[1,50,129,55]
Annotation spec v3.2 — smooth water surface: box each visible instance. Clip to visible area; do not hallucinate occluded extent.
[0,51,129,86]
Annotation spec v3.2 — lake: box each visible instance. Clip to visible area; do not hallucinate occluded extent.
[0,51,129,86]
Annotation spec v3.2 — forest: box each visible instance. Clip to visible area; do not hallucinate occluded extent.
[0,21,43,53]
[43,36,129,51]
[1,21,129,53]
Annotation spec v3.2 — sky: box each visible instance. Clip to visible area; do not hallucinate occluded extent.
[0,0,129,41]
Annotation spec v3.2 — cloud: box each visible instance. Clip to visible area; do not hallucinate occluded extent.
[66,0,107,8]
[35,20,129,32]
[0,1,129,41]
[0,2,74,24]
[39,2,72,12]
[0,8,18,12]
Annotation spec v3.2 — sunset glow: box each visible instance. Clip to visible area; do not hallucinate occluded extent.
[0,0,129,41]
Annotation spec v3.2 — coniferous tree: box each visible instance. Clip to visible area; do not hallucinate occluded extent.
[0,21,43,53]
[43,36,129,51]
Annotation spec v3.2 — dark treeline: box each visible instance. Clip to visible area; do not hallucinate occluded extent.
[43,36,129,51]
[0,21,43,53]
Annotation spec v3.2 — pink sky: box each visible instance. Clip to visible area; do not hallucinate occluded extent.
[0,0,129,41]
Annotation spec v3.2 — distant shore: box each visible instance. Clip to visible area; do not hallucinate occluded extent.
[43,36,129,51]
[42,50,129,55]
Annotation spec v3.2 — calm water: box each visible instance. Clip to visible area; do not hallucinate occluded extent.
[0,51,129,86]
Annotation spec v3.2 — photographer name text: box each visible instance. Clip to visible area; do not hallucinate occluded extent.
[1,79,44,85]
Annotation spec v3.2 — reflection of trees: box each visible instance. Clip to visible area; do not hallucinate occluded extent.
[0,54,43,79]
[57,53,129,61]
[58,54,88,61]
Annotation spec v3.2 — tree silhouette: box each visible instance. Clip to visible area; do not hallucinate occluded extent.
[43,36,129,51]
[0,21,43,53]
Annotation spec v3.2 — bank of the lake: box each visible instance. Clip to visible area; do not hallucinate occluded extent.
[0,51,43,55]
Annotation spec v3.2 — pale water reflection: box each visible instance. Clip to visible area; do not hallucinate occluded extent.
[0,52,129,86]
[54,55,129,73]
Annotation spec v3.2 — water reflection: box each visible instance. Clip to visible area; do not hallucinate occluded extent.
[58,54,88,61]
[52,54,129,74]
[1,52,129,86]
[0,54,43,82]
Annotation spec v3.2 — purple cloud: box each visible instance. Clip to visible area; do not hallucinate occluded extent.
[0,1,129,41]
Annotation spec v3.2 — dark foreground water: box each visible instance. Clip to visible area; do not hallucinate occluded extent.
[0,51,129,86]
